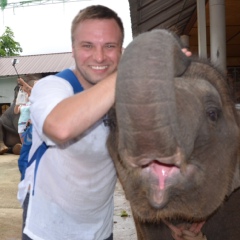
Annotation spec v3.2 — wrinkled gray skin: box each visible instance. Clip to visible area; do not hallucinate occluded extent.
[0,84,21,155]
[107,29,240,239]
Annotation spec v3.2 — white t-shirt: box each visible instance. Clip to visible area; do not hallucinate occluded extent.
[18,73,117,240]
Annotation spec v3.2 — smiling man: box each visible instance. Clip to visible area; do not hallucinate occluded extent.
[18,5,124,240]
[72,18,122,86]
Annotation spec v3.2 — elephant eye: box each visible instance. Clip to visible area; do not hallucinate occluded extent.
[207,108,220,122]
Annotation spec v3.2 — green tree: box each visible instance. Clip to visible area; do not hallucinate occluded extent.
[0,26,23,56]
[0,0,7,10]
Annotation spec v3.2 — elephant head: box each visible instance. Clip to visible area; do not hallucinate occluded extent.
[107,29,240,225]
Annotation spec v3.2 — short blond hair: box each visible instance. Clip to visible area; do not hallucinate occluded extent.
[71,5,124,46]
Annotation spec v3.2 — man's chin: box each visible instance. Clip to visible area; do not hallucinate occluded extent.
[89,74,110,84]
[83,70,114,85]
[84,77,103,86]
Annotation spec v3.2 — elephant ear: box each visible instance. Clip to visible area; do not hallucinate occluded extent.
[228,160,240,196]
[227,109,240,196]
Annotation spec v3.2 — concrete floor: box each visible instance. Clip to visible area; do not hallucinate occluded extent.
[0,153,137,240]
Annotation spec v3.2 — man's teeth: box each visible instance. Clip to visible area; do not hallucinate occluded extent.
[91,66,108,70]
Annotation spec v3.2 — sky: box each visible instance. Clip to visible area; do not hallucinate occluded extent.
[0,0,133,56]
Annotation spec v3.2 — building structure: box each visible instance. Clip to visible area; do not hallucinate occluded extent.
[128,0,240,100]
[0,52,74,115]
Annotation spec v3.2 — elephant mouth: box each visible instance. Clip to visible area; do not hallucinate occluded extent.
[121,147,187,201]
[142,160,181,190]
[137,160,184,208]
[130,147,185,185]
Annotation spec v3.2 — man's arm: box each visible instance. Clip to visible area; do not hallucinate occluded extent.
[42,72,117,144]
[17,78,33,96]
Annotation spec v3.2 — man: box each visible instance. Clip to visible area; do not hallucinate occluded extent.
[19,5,122,240]
[19,4,199,240]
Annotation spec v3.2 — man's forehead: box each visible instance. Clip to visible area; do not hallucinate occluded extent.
[77,18,121,32]
[74,19,122,44]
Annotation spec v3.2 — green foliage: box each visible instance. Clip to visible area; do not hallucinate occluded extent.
[0,26,23,56]
[0,0,7,10]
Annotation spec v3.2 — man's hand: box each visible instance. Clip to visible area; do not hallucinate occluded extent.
[164,220,206,240]
[182,48,192,57]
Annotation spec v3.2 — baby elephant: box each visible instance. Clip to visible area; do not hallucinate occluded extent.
[107,29,240,240]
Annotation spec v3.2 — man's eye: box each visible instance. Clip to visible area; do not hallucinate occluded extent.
[83,44,92,49]
[106,44,115,49]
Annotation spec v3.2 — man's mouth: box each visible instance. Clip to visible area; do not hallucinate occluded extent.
[91,65,108,70]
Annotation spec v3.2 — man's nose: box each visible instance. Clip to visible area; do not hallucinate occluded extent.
[93,48,105,62]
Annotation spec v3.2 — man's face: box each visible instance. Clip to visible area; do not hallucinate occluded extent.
[72,19,123,88]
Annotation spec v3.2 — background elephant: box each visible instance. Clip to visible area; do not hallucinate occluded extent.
[0,79,36,155]
[0,84,21,155]
[107,29,240,239]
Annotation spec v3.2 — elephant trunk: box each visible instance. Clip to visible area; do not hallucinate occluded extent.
[115,30,190,166]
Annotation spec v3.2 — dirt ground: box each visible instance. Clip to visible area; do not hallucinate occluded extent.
[0,154,137,240]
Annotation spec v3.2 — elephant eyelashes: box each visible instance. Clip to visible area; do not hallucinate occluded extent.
[206,108,220,122]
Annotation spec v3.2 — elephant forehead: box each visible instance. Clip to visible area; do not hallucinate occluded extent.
[175,77,222,104]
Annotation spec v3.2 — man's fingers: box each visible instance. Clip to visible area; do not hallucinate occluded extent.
[164,221,183,235]
[182,230,207,240]
[182,48,192,57]
[188,221,205,234]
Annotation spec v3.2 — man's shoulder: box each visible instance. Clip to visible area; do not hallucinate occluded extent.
[36,73,71,87]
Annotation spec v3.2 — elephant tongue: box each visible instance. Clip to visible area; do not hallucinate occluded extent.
[151,161,175,190]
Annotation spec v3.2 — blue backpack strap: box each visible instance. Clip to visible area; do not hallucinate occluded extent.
[56,69,84,93]
[28,69,84,195]
[28,142,48,195]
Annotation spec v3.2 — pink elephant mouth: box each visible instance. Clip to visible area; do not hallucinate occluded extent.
[139,160,181,207]
[142,160,180,190]
[121,147,189,203]
[139,158,199,208]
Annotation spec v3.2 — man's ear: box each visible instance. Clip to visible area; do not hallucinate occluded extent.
[72,47,75,58]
